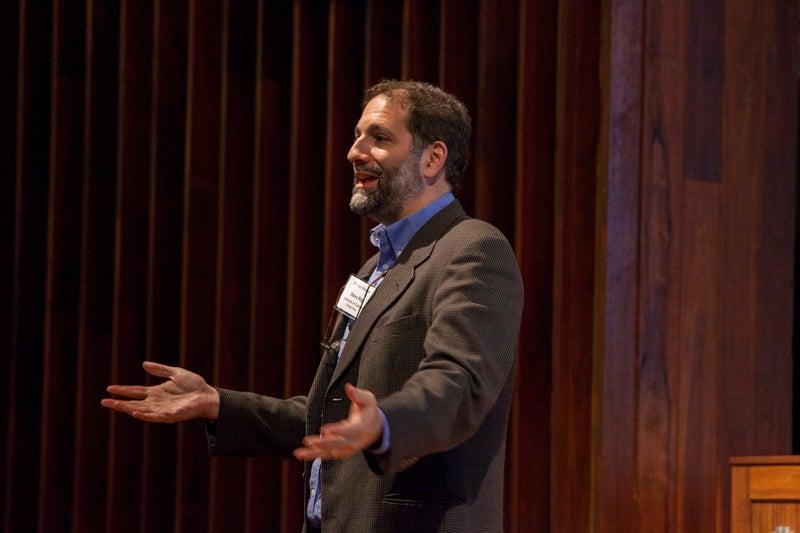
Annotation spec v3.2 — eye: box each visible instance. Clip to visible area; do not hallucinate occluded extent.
[374,133,390,143]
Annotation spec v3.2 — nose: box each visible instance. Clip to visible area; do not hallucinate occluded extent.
[347,137,368,164]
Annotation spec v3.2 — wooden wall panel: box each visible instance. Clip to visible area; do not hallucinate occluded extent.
[139,1,185,529]
[245,2,292,530]
[402,0,440,83]
[587,0,798,532]
[37,1,85,529]
[2,1,797,532]
[105,2,153,531]
[322,0,366,315]
[0,2,17,531]
[360,0,403,261]
[594,1,643,531]
[474,0,519,238]
[5,2,51,531]
[551,0,601,531]
[636,0,687,529]
[438,0,479,216]
[507,0,558,531]
[282,3,329,532]
[72,2,118,531]
[208,2,258,530]
[175,2,223,531]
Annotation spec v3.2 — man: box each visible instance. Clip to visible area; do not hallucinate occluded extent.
[102,80,524,532]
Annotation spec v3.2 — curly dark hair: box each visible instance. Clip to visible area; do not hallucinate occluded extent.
[362,80,472,192]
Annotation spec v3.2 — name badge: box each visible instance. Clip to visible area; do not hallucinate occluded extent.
[335,274,377,320]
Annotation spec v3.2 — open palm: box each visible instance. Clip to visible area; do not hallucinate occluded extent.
[101,361,219,423]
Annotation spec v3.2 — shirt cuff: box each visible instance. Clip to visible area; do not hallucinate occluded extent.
[368,408,391,455]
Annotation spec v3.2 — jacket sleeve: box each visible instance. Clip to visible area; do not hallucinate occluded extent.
[369,228,524,473]
[207,388,308,459]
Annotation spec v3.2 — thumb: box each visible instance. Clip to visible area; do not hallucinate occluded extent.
[142,361,174,379]
[345,383,374,407]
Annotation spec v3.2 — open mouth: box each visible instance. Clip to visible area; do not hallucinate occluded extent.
[354,171,380,188]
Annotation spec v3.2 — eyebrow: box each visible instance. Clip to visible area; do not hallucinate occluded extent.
[354,123,393,138]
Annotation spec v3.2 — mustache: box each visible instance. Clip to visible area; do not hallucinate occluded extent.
[353,165,383,176]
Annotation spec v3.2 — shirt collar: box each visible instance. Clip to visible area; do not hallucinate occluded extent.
[369,192,455,265]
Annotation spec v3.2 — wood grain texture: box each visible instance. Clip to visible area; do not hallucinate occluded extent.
[594,0,643,531]
[438,0,479,217]
[0,0,15,521]
[507,0,557,531]
[732,460,800,533]
[245,1,292,530]
[37,1,84,529]
[636,0,687,530]
[72,2,118,531]
[175,1,222,531]
[550,0,601,530]
[322,0,366,317]
[473,0,519,238]
[5,3,51,531]
[281,3,329,531]
[360,0,403,261]
[208,1,258,530]
[138,0,185,529]
[105,3,153,531]
[1,0,796,531]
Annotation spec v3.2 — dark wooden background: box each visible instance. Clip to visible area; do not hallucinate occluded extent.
[2,0,796,531]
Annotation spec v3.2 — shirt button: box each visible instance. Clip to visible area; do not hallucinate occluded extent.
[311,489,316,496]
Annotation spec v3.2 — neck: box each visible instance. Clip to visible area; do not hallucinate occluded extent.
[373,183,451,225]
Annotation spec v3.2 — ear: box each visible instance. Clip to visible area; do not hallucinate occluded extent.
[421,141,448,180]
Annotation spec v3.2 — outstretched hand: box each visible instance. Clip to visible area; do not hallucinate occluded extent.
[293,383,383,461]
[101,361,219,423]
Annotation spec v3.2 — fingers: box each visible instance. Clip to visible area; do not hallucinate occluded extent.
[142,361,176,379]
[344,383,375,407]
[101,397,179,423]
[294,433,356,461]
[101,397,145,417]
[105,384,150,399]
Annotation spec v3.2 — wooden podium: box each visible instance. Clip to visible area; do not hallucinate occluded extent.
[731,456,800,532]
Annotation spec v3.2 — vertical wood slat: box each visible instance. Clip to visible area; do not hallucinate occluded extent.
[322,0,366,316]
[749,0,796,452]
[175,1,223,531]
[359,0,403,262]
[507,0,558,530]
[37,0,85,529]
[593,1,643,531]
[281,3,329,531]
[0,2,19,529]
[683,0,723,183]
[1,2,797,532]
[209,0,258,530]
[714,0,797,530]
[473,0,519,239]
[105,2,153,531]
[245,1,293,530]
[637,0,688,530]
[402,0,440,83]
[139,1,187,530]
[438,0,479,217]
[550,0,601,531]
[4,2,51,531]
[677,182,722,532]
[72,2,119,531]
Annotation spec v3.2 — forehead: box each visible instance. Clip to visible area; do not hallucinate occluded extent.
[355,95,411,134]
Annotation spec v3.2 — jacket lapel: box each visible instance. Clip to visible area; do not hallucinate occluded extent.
[326,200,467,391]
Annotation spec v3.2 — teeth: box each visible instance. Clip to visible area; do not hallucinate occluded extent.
[355,173,379,183]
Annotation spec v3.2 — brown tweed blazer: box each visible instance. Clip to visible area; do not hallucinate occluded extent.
[209,200,524,532]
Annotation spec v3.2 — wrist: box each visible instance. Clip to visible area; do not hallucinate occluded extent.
[205,386,220,420]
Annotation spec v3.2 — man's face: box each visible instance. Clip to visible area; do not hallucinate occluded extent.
[348,96,424,221]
